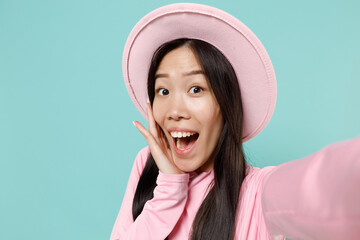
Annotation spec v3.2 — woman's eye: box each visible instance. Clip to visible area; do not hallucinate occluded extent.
[158,88,169,96]
[189,86,203,94]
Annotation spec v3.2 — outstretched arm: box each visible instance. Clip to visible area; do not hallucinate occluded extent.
[262,137,360,240]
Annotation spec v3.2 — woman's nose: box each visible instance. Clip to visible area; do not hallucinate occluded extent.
[166,95,190,121]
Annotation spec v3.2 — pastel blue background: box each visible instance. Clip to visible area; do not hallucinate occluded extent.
[1,0,359,239]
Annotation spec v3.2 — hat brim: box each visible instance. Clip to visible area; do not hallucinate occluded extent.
[123,3,276,142]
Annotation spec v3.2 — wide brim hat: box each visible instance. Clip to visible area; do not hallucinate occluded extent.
[123,3,276,142]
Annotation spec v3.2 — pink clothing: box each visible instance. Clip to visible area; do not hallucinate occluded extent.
[110,137,360,240]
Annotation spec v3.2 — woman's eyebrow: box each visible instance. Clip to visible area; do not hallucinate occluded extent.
[155,70,204,80]
[183,69,204,76]
[155,73,168,80]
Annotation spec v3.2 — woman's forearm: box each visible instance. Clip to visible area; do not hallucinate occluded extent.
[110,147,189,240]
[261,137,360,240]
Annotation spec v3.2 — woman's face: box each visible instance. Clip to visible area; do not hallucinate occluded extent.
[153,46,223,173]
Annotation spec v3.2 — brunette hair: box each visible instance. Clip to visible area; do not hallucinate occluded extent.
[132,38,246,240]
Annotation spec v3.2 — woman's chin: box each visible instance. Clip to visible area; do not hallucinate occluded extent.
[173,160,198,173]
[173,157,213,173]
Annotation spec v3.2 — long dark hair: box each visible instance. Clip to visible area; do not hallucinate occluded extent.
[132,38,246,240]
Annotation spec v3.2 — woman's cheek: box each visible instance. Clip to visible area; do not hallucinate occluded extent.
[152,102,164,125]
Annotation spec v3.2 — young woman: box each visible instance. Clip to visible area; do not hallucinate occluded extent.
[110,3,360,240]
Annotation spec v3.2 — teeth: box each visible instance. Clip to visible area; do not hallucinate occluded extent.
[170,131,196,138]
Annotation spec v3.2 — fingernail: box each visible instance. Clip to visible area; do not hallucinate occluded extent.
[146,98,150,104]
[132,121,137,127]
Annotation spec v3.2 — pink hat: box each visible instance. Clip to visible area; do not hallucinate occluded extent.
[123,3,277,142]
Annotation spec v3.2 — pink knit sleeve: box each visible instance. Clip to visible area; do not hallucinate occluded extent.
[261,137,360,240]
[110,146,189,240]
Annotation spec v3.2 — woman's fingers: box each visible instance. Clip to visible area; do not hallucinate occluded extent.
[133,120,154,143]
[146,101,159,140]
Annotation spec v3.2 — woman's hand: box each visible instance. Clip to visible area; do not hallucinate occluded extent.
[133,101,184,174]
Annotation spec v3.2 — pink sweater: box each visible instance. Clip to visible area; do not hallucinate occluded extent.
[110,137,360,240]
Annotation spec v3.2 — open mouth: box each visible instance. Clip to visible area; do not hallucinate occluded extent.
[170,131,199,151]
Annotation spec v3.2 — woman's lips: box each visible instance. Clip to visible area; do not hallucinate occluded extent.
[167,127,197,134]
